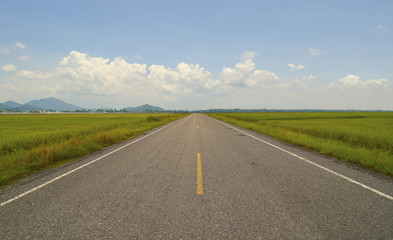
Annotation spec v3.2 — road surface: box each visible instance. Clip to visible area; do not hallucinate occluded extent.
[1,113,392,239]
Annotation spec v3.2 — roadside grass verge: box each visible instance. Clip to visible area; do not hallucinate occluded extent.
[207,112,393,176]
[0,113,187,187]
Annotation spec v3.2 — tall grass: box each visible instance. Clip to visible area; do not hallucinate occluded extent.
[0,113,186,187]
[207,112,393,176]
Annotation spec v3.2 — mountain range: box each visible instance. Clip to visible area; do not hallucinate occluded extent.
[124,104,164,112]
[0,97,84,111]
[1,97,164,112]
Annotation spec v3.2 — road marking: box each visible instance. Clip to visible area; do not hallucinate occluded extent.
[197,153,204,195]
[212,118,393,201]
[0,120,179,207]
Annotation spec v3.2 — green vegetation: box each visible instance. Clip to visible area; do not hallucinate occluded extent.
[207,112,393,176]
[0,113,186,187]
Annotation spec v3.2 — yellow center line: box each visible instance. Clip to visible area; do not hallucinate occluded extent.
[197,153,204,195]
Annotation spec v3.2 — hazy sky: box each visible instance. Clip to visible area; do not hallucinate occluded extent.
[1,0,392,110]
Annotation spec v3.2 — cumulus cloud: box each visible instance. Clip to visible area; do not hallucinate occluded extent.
[221,60,256,87]
[13,51,148,95]
[288,63,306,71]
[2,64,16,72]
[287,75,318,90]
[220,55,280,89]
[329,74,388,88]
[148,63,216,94]
[59,51,148,94]
[308,48,322,56]
[15,42,27,49]
[147,51,279,95]
[321,74,392,110]
[241,51,257,60]
[246,70,280,87]
[8,50,281,98]
[5,50,392,110]
[16,70,49,79]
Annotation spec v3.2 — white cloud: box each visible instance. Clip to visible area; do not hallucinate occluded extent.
[5,51,392,110]
[9,50,279,98]
[13,51,147,95]
[2,64,17,72]
[241,51,257,61]
[134,54,142,59]
[288,63,306,71]
[330,74,360,87]
[15,42,27,49]
[146,51,277,95]
[57,51,147,95]
[246,70,280,87]
[220,56,280,89]
[16,70,49,79]
[375,25,388,32]
[221,60,255,87]
[329,74,388,88]
[287,75,318,89]
[308,48,322,56]
[148,63,216,94]
[304,75,316,81]
[322,74,392,110]
[19,55,32,61]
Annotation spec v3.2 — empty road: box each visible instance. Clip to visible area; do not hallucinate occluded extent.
[1,113,393,239]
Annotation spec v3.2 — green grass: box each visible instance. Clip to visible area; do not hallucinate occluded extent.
[0,113,187,187]
[207,112,393,176]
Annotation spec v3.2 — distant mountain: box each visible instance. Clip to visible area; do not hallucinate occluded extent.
[17,104,43,111]
[124,104,164,112]
[1,99,162,113]
[25,97,84,111]
[0,102,41,112]
[0,103,6,111]
[3,101,22,108]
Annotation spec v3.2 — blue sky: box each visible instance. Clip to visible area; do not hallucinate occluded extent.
[1,0,392,110]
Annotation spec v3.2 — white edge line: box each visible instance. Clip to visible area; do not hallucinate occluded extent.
[212,117,393,201]
[1,119,181,207]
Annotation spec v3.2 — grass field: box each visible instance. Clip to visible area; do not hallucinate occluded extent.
[207,112,393,176]
[0,113,186,187]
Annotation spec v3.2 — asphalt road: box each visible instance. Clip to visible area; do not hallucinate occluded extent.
[1,113,393,239]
